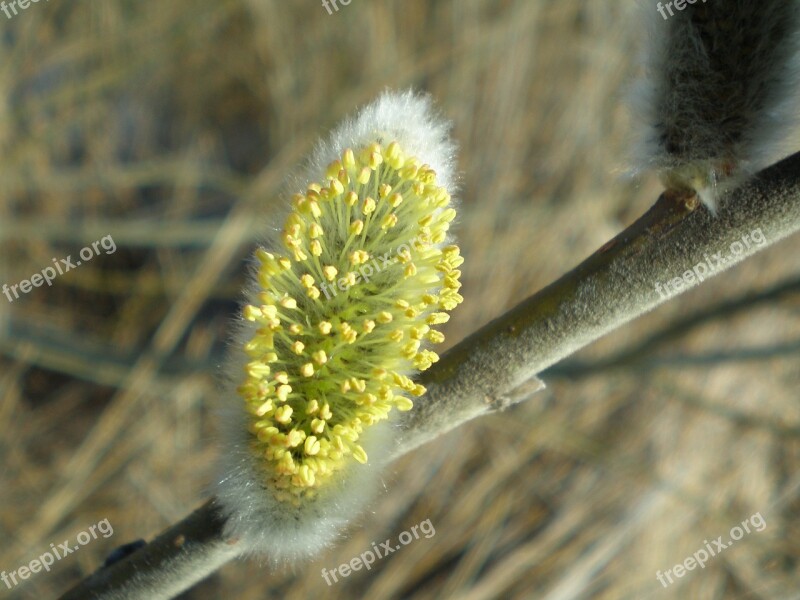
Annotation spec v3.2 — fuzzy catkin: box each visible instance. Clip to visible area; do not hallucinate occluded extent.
[215,90,462,563]
[629,0,800,212]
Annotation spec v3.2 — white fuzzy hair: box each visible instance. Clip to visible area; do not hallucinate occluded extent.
[304,88,458,194]
[628,0,800,211]
[214,89,456,564]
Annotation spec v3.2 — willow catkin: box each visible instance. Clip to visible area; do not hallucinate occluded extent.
[630,0,800,212]
[215,90,463,562]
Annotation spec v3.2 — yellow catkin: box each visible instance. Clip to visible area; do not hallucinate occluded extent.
[238,140,463,501]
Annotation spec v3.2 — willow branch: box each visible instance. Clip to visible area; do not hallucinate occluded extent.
[59,150,800,599]
[59,499,241,600]
[391,151,800,456]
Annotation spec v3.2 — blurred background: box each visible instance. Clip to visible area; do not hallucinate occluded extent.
[0,1,798,598]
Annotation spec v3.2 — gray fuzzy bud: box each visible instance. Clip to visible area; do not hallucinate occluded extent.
[630,0,800,212]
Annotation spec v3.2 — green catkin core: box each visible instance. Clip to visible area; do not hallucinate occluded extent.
[238,140,464,505]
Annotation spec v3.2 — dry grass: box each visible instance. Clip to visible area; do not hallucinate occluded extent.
[0,1,798,598]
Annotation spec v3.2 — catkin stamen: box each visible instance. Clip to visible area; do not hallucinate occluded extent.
[238,139,463,500]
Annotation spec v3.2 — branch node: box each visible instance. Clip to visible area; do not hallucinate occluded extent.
[487,376,546,412]
[664,187,700,212]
